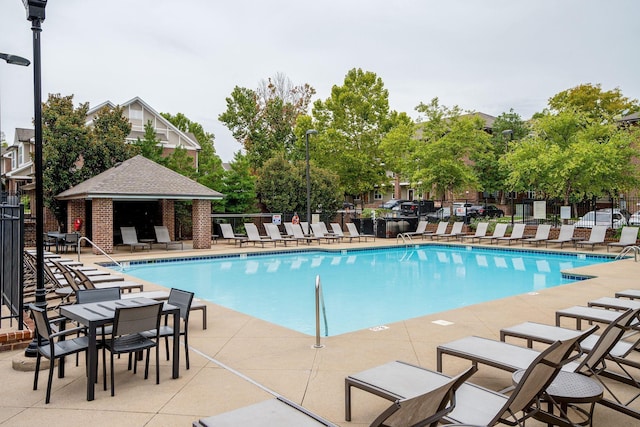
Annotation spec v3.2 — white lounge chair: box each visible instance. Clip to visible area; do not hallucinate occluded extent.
[575,225,608,251]
[607,226,639,252]
[346,222,375,241]
[117,227,150,252]
[153,225,183,250]
[264,223,297,246]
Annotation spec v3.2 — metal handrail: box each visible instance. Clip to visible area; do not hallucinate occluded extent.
[314,275,328,348]
[615,245,640,261]
[396,233,412,245]
[77,237,124,270]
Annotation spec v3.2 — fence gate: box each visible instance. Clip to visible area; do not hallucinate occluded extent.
[0,204,24,330]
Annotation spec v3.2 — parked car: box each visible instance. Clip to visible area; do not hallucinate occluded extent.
[574,208,628,229]
[400,200,435,216]
[380,199,408,210]
[629,211,640,226]
[470,205,505,218]
[452,203,473,217]
[426,207,451,223]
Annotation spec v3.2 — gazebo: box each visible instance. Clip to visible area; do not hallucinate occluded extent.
[55,155,223,253]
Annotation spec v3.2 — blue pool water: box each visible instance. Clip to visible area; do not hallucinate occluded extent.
[115,246,611,336]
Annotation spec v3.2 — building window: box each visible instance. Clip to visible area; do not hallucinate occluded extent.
[18,145,24,165]
[373,191,383,200]
[129,108,143,120]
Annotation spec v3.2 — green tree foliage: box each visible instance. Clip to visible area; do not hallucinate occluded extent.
[256,153,341,222]
[133,120,164,164]
[218,73,315,170]
[42,94,93,225]
[410,98,490,200]
[219,152,256,213]
[84,105,135,176]
[306,68,400,198]
[161,112,225,190]
[473,109,530,201]
[502,109,640,206]
[547,83,639,125]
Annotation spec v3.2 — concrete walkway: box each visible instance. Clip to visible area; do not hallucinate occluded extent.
[2,237,639,426]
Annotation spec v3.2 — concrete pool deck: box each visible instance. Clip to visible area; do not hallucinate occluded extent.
[2,238,640,426]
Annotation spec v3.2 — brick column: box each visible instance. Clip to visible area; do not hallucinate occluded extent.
[66,199,86,234]
[160,199,176,240]
[191,199,211,249]
[92,198,113,254]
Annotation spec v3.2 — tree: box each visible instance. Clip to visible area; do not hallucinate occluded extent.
[161,112,224,191]
[219,152,256,213]
[42,94,92,225]
[84,105,134,178]
[305,68,398,199]
[256,153,341,222]
[548,83,639,125]
[218,73,315,170]
[133,120,164,164]
[409,98,490,201]
[502,109,640,208]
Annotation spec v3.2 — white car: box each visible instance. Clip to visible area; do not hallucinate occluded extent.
[629,211,640,226]
[574,208,628,229]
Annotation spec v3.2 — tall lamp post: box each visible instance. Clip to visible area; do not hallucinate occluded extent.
[22,0,47,357]
[305,129,318,226]
[502,129,514,226]
[0,53,30,196]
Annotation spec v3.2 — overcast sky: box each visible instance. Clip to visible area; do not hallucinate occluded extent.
[1,0,638,161]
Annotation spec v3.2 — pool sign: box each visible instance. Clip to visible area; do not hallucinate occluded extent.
[272,214,282,225]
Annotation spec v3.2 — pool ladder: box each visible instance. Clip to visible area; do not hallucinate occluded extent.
[314,275,328,348]
[396,233,413,246]
[615,245,640,262]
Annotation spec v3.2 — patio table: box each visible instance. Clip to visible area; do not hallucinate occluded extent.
[60,297,180,401]
[47,231,67,253]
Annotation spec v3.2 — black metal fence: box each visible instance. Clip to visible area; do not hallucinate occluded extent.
[0,204,24,330]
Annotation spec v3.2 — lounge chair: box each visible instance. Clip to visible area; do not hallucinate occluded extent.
[264,223,298,246]
[478,222,508,244]
[424,221,449,240]
[345,364,476,424]
[289,223,321,244]
[153,225,183,250]
[495,223,526,245]
[330,223,355,242]
[607,226,639,252]
[194,396,339,427]
[546,224,575,248]
[117,227,151,252]
[432,221,464,241]
[522,224,552,246]
[310,223,340,243]
[347,336,582,427]
[244,223,273,247]
[300,221,310,236]
[219,223,248,246]
[501,307,640,387]
[346,222,375,242]
[402,220,428,238]
[575,225,608,250]
[460,222,489,242]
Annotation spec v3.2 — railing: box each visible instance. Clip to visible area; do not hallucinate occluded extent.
[314,275,328,348]
[615,245,640,261]
[77,237,124,270]
[396,233,413,245]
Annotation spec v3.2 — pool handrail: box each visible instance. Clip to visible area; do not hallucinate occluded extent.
[77,236,124,270]
[314,275,328,348]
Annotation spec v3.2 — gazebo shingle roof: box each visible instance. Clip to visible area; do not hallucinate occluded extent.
[56,155,224,201]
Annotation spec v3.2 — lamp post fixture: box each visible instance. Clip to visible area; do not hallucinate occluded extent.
[0,53,30,196]
[305,129,318,226]
[22,0,47,357]
[502,129,514,226]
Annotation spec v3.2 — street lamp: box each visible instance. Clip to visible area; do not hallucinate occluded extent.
[502,129,514,225]
[0,53,30,196]
[23,0,47,357]
[305,129,318,226]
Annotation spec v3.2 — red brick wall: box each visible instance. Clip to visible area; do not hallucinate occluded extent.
[161,199,176,240]
[92,198,113,254]
[192,199,211,249]
[66,199,86,234]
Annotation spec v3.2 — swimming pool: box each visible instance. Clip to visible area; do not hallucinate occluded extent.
[115,246,612,336]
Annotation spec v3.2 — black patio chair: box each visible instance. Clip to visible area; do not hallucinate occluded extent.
[103,302,163,396]
[29,304,89,404]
